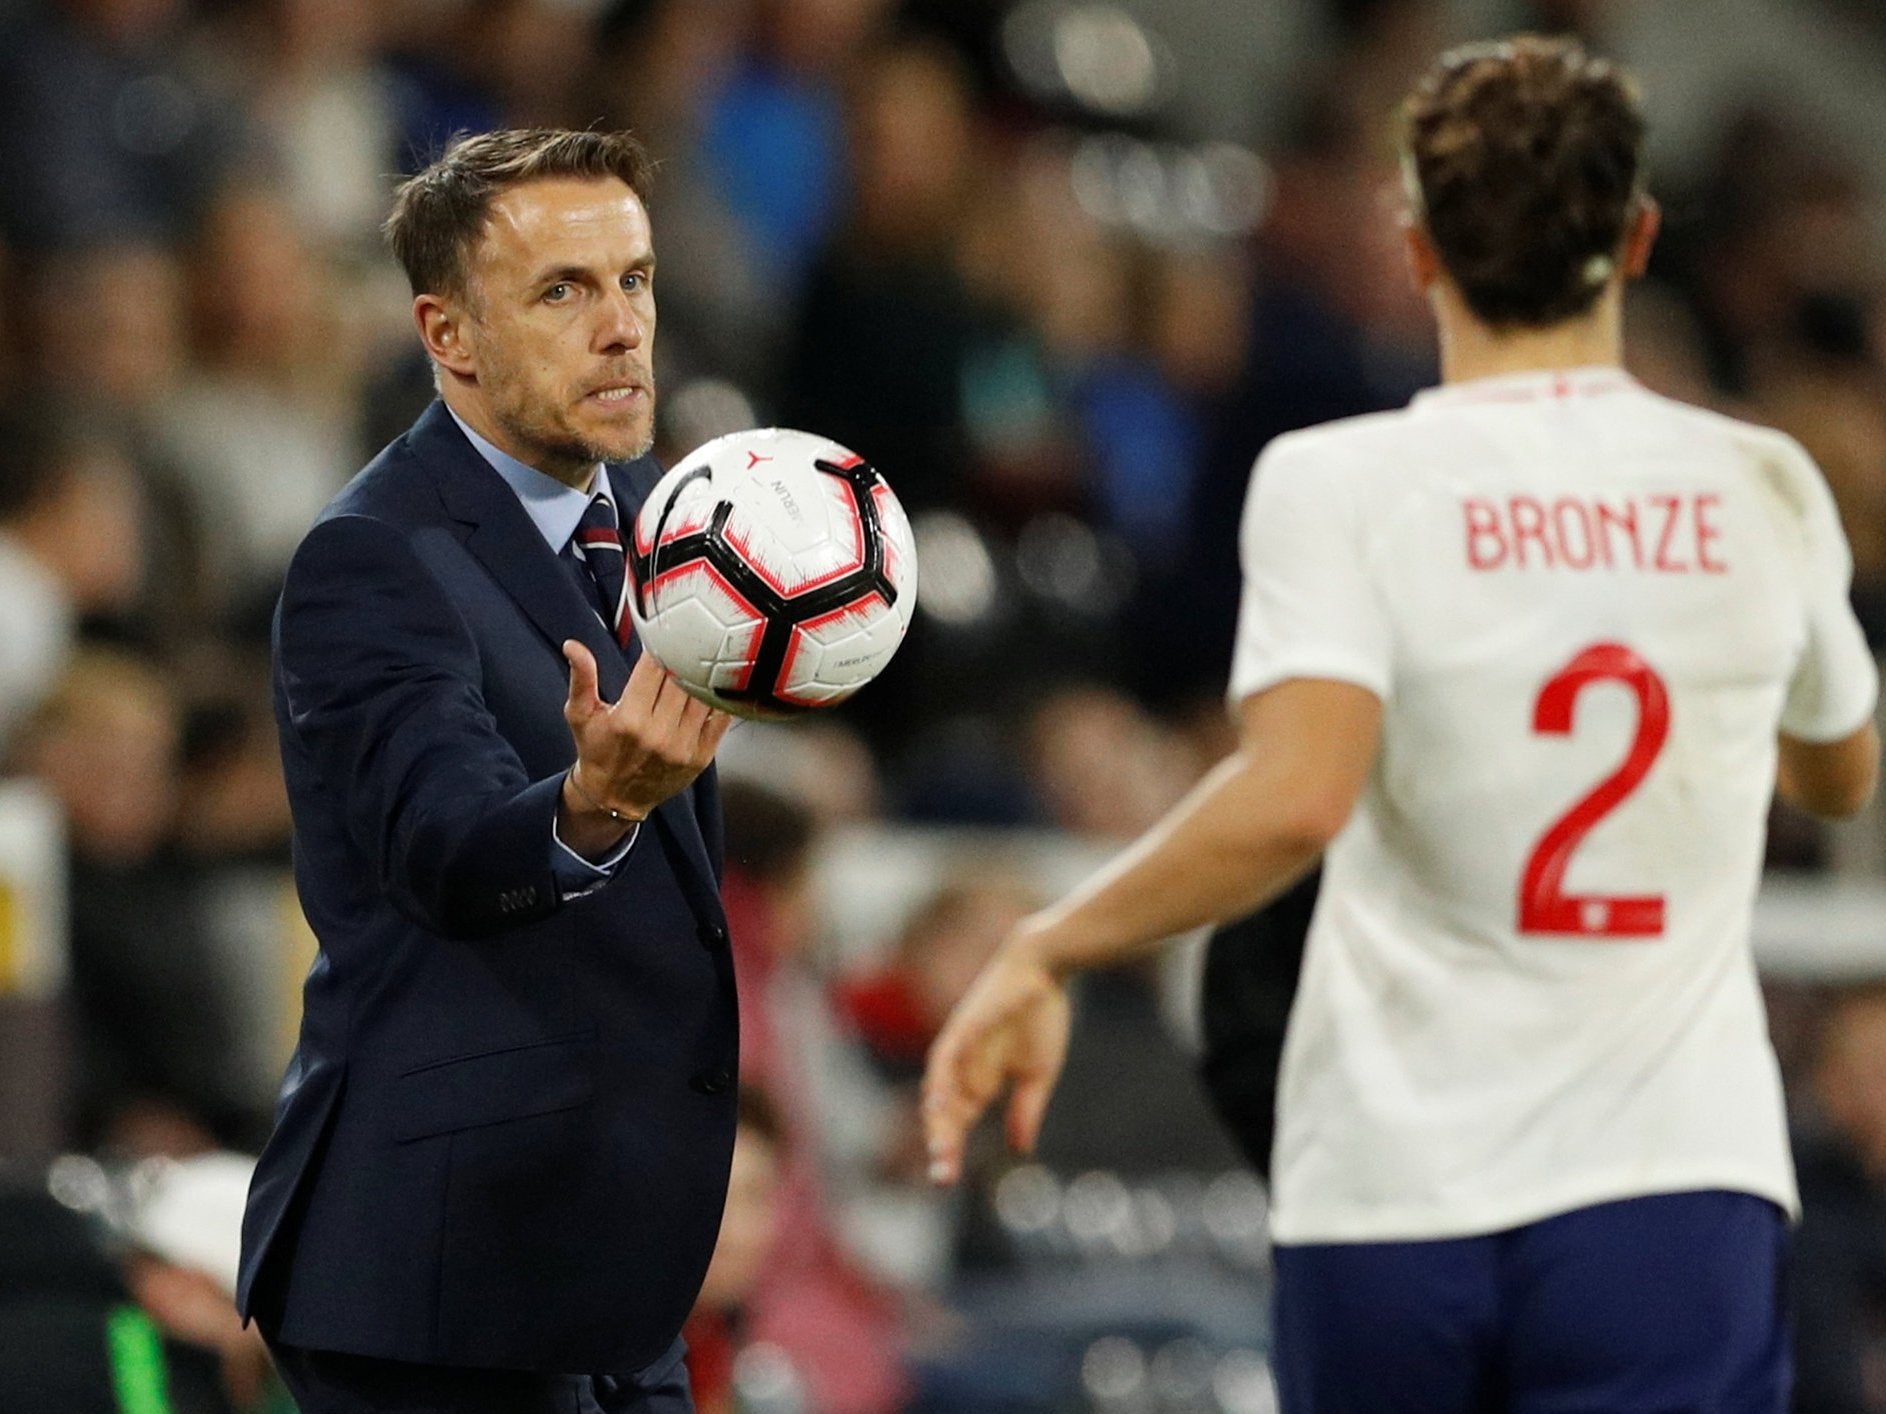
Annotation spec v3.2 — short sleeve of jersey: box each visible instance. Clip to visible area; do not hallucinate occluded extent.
[1227,437,1392,706]
[1778,439,1878,742]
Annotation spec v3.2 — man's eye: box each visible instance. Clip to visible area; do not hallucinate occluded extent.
[623,272,646,292]
[544,283,570,301]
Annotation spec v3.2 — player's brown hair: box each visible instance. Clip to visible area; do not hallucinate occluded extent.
[385,128,655,299]
[1400,35,1646,328]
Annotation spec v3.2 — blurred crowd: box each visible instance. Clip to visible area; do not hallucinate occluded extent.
[4,0,1886,1409]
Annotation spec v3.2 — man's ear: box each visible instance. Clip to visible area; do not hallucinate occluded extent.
[414,293,477,379]
[1622,196,1661,280]
[1402,219,1443,298]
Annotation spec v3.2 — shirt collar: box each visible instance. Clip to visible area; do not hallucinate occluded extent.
[447,407,609,552]
[1411,366,1639,411]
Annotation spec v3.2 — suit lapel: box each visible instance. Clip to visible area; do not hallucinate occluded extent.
[416,404,628,696]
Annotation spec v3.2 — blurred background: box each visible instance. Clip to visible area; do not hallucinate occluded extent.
[3,0,1886,1409]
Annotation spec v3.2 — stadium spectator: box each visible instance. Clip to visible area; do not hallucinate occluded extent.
[15,240,187,416]
[701,0,894,297]
[0,409,145,746]
[10,651,243,1150]
[1024,683,1194,842]
[834,874,1032,1289]
[7,239,214,636]
[683,1087,796,1414]
[1795,985,1886,1413]
[0,1178,242,1414]
[591,0,779,395]
[786,35,1037,519]
[197,0,403,262]
[0,0,252,252]
[838,876,1032,1086]
[715,718,885,828]
[125,1150,292,1412]
[153,187,363,626]
[721,777,910,1414]
[1164,74,1434,701]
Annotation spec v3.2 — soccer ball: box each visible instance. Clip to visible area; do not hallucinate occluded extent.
[628,428,918,719]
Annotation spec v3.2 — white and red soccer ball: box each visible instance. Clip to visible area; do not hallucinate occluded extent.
[628,428,918,719]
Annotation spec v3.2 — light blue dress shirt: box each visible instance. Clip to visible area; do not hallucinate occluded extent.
[449,409,637,896]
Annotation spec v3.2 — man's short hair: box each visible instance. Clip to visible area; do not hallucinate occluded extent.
[384,128,655,300]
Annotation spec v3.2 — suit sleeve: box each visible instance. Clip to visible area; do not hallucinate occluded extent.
[276,512,566,939]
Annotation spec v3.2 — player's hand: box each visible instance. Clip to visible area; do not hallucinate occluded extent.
[563,641,733,821]
[921,933,1072,1187]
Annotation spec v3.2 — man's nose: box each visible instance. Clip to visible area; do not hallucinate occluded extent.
[594,287,646,352]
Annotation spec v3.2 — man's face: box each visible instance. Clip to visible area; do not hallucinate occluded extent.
[457,176,658,480]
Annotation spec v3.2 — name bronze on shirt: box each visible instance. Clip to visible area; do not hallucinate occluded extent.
[1462,493,1728,574]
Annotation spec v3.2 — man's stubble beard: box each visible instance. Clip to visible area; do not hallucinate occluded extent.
[470,307,657,473]
[496,379,657,476]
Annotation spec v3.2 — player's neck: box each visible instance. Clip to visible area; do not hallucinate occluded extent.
[1435,284,1624,388]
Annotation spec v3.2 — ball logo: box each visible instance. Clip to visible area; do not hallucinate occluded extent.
[768,479,803,522]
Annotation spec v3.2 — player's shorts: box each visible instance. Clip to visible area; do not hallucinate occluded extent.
[1271,1189,1789,1414]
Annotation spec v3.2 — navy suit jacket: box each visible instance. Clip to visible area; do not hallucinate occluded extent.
[236,402,739,1374]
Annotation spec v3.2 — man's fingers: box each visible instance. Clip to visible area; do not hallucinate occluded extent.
[616,650,666,716]
[563,641,603,718]
[641,667,695,737]
[691,705,736,763]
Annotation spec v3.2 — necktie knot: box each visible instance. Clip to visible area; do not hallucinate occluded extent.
[570,490,632,648]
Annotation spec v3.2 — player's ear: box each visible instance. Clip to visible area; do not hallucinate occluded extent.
[1622,196,1660,280]
[415,292,478,379]
[1401,219,1443,297]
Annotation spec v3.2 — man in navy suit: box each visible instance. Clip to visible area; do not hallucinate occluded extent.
[237,128,740,1413]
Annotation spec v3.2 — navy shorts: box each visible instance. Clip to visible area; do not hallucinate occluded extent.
[1272,1189,1789,1414]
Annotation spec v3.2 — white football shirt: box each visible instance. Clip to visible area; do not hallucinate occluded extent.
[1227,367,1878,1245]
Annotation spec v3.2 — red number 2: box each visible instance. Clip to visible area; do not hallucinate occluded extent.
[1518,643,1670,938]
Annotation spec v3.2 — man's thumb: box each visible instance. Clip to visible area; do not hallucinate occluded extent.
[564,640,602,714]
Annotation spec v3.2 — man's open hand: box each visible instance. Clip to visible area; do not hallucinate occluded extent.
[563,641,733,829]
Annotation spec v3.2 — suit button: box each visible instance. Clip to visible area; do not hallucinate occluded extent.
[698,923,729,948]
[690,1066,733,1096]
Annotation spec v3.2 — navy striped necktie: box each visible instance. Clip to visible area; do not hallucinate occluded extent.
[570,490,632,648]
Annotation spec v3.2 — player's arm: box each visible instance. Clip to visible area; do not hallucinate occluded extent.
[279,515,723,938]
[921,676,1381,1184]
[1778,722,1879,819]
[278,515,562,938]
